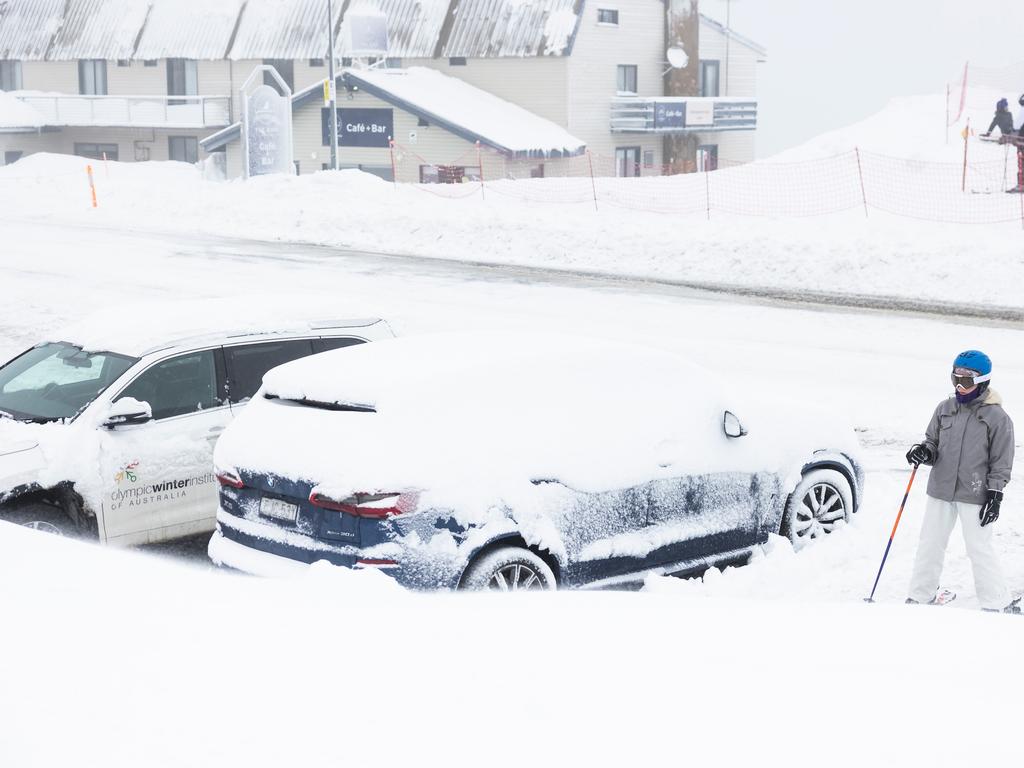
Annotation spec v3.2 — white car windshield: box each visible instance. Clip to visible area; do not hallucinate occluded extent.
[0,342,137,423]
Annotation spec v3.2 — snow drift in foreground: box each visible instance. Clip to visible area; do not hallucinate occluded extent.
[1,520,1023,768]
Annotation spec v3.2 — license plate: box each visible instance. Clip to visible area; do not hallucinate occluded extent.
[260,497,298,522]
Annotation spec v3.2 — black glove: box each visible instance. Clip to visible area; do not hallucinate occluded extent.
[980,489,1003,527]
[905,444,933,465]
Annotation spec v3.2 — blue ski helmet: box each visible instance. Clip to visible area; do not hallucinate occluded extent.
[953,349,992,380]
[997,98,1009,110]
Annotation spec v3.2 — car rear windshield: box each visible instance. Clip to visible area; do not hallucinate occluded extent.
[0,342,137,422]
[263,393,376,412]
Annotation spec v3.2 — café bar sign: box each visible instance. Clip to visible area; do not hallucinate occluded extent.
[322,107,394,148]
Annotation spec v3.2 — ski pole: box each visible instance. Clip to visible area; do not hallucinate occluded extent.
[864,462,920,603]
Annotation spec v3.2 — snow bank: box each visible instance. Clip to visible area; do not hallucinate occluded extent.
[0,91,46,129]
[2,520,1024,767]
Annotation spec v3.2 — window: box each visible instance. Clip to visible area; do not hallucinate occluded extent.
[309,58,325,67]
[698,144,719,172]
[168,136,199,164]
[385,57,402,68]
[74,143,119,161]
[643,150,655,170]
[116,351,219,421]
[223,340,314,405]
[313,337,365,354]
[117,59,130,67]
[417,117,430,127]
[615,147,640,177]
[4,151,23,166]
[78,59,107,95]
[262,59,294,94]
[0,60,23,91]
[167,58,198,104]
[530,163,544,179]
[143,59,158,67]
[700,60,720,97]
[419,165,481,184]
[449,57,467,66]
[597,8,619,24]
[616,64,637,95]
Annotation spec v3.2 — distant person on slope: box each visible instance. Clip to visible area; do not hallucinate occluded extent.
[981,98,1014,137]
[1005,94,1024,193]
[904,350,1017,612]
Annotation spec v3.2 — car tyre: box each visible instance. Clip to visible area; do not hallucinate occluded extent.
[461,546,557,591]
[1,502,78,537]
[781,468,853,551]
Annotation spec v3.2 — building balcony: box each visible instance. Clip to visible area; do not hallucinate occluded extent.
[13,93,232,130]
[610,97,757,133]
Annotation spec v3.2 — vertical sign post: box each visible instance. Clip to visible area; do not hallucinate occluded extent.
[327,0,339,171]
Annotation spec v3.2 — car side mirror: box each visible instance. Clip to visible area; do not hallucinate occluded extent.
[103,397,153,428]
[723,410,748,438]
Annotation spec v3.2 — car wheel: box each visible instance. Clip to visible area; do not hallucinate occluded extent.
[781,468,853,550]
[460,546,557,591]
[2,502,77,537]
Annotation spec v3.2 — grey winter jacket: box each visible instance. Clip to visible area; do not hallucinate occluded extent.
[921,388,1015,504]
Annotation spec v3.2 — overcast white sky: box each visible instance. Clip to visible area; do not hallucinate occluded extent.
[701,0,1024,157]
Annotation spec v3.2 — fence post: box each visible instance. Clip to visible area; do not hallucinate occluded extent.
[102,151,109,178]
[854,147,868,218]
[388,139,397,190]
[586,150,598,212]
[961,118,970,193]
[945,83,950,146]
[476,140,485,200]
[86,164,97,208]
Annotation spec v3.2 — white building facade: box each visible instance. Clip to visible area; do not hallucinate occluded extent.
[0,0,765,177]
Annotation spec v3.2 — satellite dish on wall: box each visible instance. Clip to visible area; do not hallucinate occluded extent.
[666,46,689,69]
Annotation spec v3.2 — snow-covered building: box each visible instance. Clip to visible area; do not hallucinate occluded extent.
[0,0,765,177]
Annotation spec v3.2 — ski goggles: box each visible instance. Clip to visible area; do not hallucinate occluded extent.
[951,367,990,391]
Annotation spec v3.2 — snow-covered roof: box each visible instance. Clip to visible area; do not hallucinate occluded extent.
[0,91,46,130]
[699,12,767,60]
[443,0,583,58]
[228,0,341,61]
[344,67,585,156]
[0,0,63,59]
[46,0,149,61]
[0,0,585,61]
[338,0,450,59]
[133,0,245,61]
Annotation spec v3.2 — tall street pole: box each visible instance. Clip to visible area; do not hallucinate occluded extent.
[327,0,339,170]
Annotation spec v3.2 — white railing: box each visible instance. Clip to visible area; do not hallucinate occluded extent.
[15,94,232,129]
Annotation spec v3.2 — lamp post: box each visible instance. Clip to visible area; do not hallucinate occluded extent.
[327,0,339,170]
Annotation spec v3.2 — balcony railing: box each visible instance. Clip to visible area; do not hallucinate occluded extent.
[610,97,757,133]
[15,94,232,129]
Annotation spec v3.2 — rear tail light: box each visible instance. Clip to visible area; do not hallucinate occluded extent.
[216,469,244,489]
[308,489,418,518]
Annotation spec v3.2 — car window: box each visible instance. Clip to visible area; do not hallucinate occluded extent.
[0,343,136,422]
[117,350,219,420]
[313,337,366,354]
[224,340,314,404]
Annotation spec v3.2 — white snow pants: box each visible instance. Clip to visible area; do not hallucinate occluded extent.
[908,494,1011,610]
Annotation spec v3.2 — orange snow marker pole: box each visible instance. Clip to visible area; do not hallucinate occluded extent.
[86,164,98,208]
[855,147,868,218]
[476,141,485,200]
[961,119,970,193]
[102,151,109,177]
[864,462,920,603]
[586,150,598,212]
[388,139,397,190]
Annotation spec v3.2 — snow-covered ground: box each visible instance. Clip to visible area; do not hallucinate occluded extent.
[1,219,1023,765]
[1,91,1023,311]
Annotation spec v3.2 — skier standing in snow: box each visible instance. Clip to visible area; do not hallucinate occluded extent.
[981,98,1014,138]
[905,350,1017,612]
[1006,94,1024,193]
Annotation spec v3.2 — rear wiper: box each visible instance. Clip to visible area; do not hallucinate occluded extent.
[264,393,376,413]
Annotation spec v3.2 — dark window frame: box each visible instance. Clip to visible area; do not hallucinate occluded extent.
[168,136,199,164]
[1,59,24,90]
[698,143,719,171]
[308,58,325,67]
[614,146,641,177]
[449,57,467,66]
[616,64,637,95]
[74,142,119,161]
[597,8,619,25]
[115,348,225,422]
[78,59,108,95]
[699,60,720,97]
[222,339,317,406]
[166,58,198,104]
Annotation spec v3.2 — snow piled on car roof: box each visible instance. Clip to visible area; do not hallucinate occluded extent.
[221,332,858,507]
[50,297,386,357]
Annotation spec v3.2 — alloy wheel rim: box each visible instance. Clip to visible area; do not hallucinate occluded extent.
[488,562,544,591]
[21,521,63,536]
[794,483,846,540]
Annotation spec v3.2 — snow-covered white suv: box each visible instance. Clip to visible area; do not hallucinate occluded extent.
[0,310,393,544]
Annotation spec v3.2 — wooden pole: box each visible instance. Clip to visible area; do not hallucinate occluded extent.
[586,150,598,211]
[961,118,970,193]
